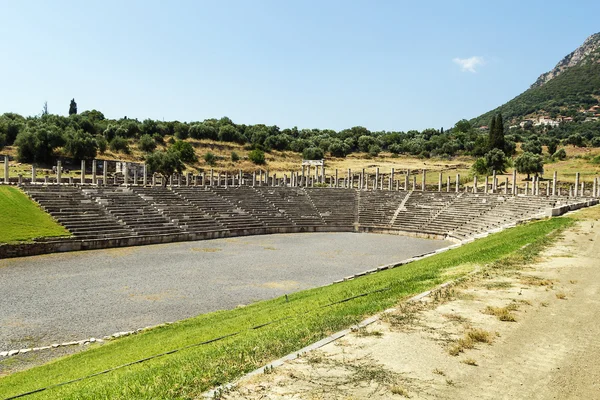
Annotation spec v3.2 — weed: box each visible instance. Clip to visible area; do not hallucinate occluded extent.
[446,379,455,386]
[462,358,478,366]
[556,292,567,300]
[541,302,549,307]
[433,368,445,376]
[484,305,518,322]
[443,314,469,324]
[569,280,578,284]
[353,328,383,338]
[390,384,409,396]
[484,281,512,290]
[467,329,493,344]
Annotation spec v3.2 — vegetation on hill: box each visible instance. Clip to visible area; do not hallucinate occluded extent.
[0,187,69,242]
[471,33,600,127]
[0,217,571,399]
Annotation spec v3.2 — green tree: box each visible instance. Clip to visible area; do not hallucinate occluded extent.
[515,152,544,179]
[109,136,130,154]
[484,148,508,173]
[547,138,559,155]
[169,140,197,163]
[248,149,266,165]
[302,147,324,160]
[218,124,242,143]
[454,119,472,133]
[138,134,157,153]
[69,99,78,115]
[489,113,505,151]
[95,135,107,154]
[472,157,488,175]
[64,129,97,160]
[231,151,240,162]
[145,150,184,187]
[521,139,542,155]
[14,124,65,163]
[553,148,567,160]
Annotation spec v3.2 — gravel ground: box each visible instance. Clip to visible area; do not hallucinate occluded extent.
[0,232,449,352]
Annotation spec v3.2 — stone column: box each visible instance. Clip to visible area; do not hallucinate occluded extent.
[321,166,325,184]
[152,174,156,187]
[208,169,213,186]
[581,181,585,197]
[31,165,36,184]
[546,182,550,196]
[421,169,426,191]
[133,168,138,186]
[374,168,379,190]
[512,169,517,196]
[92,160,97,185]
[239,170,243,186]
[484,176,489,194]
[123,164,129,186]
[525,181,530,195]
[594,177,598,198]
[361,169,365,190]
[18,174,22,185]
[536,176,540,196]
[141,164,147,186]
[455,174,460,193]
[492,170,497,193]
[201,172,206,187]
[504,177,509,194]
[3,155,8,184]
[438,172,442,192]
[80,160,86,185]
[348,169,352,189]
[552,171,557,196]
[446,176,450,192]
[252,171,256,186]
[57,161,62,185]
[103,161,108,186]
[379,175,383,190]
[334,169,338,188]
[412,176,417,191]
[405,170,410,191]
[391,168,395,191]
[44,175,49,184]
[473,176,478,193]
[575,172,580,197]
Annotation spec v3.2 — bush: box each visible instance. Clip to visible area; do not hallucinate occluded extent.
[553,148,567,160]
[109,136,130,154]
[368,144,382,157]
[169,141,197,163]
[248,149,266,165]
[93,135,107,154]
[138,134,157,153]
[302,147,324,160]
[231,151,240,162]
[64,129,98,160]
[204,152,217,166]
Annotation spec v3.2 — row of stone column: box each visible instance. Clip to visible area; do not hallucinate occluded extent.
[3,156,600,198]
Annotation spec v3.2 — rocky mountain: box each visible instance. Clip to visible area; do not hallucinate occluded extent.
[532,32,600,88]
[471,32,600,127]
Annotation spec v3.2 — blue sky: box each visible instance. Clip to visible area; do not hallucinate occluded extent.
[1,0,598,131]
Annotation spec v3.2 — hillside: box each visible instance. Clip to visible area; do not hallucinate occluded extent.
[471,32,600,127]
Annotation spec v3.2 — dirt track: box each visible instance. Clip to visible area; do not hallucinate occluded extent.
[223,211,600,399]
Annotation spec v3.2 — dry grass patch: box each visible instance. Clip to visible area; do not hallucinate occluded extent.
[352,327,384,338]
[484,304,518,322]
[448,328,494,356]
[462,358,478,366]
[556,292,567,300]
[520,276,554,287]
[390,384,409,397]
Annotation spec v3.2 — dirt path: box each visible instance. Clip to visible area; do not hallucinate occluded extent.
[221,212,600,399]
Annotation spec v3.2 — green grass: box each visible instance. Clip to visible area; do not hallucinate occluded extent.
[0,187,69,243]
[0,217,572,399]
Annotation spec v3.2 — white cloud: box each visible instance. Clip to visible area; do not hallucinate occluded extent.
[453,56,485,73]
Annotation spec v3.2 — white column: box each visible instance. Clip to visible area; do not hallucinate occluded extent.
[103,161,108,186]
[3,155,8,184]
[31,165,37,184]
[552,171,557,196]
[92,160,97,185]
[473,176,478,193]
[81,160,86,185]
[421,169,426,191]
[455,174,460,193]
[575,172,580,197]
[57,161,62,185]
[512,169,517,195]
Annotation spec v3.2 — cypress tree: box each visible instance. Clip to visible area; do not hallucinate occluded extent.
[69,99,77,115]
[488,114,497,151]
[493,113,505,151]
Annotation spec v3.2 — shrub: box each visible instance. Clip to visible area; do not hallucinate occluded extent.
[248,149,266,165]
[302,147,324,160]
[169,141,197,163]
[95,135,108,154]
[368,144,382,157]
[138,134,157,153]
[204,152,217,166]
[109,136,130,154]
[231,151,240,162]
[553,148,567,160]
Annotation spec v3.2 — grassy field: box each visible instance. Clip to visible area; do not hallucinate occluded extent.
[0,216,572,399]
[0,186,69,243]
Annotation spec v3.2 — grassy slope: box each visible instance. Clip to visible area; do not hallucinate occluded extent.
[0,186,69,242]
[0,217,572,399]
[471,54,600,127]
